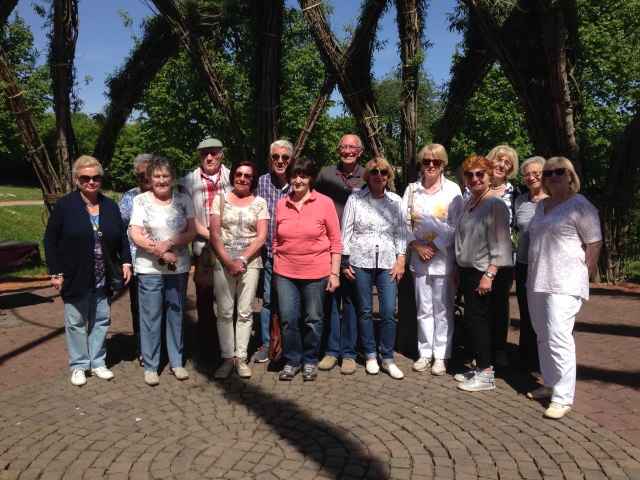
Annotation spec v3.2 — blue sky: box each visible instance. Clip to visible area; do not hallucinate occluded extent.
[13,0,461,116]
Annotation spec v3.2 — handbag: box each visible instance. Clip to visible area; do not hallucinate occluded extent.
[192,193,225,286]
[88,208,126,292]
[267,274,283,362]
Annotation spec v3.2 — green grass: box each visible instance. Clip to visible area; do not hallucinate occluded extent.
[624,260,640,281]
[0,204,49,276]
[0,185,45,201]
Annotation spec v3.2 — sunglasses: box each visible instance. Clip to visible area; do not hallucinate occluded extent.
[158,257,177,271]
[463,170,486,180]
[271,154,291,162]
[136,173,149,179]
[543,168,567,178]
[78,175,102,183]
[370,168,389,176]
[422,159,443,167]
[234,172,254,180]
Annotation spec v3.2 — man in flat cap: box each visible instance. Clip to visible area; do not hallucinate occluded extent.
[178,138,231,356]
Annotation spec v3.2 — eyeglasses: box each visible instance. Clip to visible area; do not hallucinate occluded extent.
[157,257,177,271]
[492,158,513,169]
[78,175,102,183]
[523,171,542,179]
[422,158,443,167]
[234,172,254,180]
[271,154,291,162]
[136,173,148,179]
[370,168,389,176]
[339,145,361,151]
[543,168,567,178]
[199,150,223,157]
[463,170,486,180]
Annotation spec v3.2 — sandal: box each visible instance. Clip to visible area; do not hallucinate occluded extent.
[138,356,145,367]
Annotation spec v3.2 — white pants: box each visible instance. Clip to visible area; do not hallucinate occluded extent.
[413,273,455,360]
[214,267,260,359]
[527,290,582,405]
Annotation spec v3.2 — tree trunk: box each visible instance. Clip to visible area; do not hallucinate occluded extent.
[294,76,336,157]
[0,0,19,28]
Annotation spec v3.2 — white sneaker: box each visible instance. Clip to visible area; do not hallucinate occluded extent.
[90,366,114,380]
[544,402,571,419]
[382,362,404,379]
[454,369,477,382]
[71,368,86,386]
[235,359,252,378]
[431,359,446,376]
[457,371,496,391]
[365,359,380,375]
[412,357,432,372]
[215,359,235,379]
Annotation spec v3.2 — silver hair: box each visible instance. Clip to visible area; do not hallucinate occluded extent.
[336,134,362,150]
[270,140,294,155]
[133,153,153,173]
[520,156,546,174]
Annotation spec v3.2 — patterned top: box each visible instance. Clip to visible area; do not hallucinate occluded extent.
[527,195,602,300]
[402,175,463,275]
[118,187,140,272]
[256,172,291,258]
[211,193,269,270]
[88,215,106,288]
[341,187,406,270]
[129,192,195,275]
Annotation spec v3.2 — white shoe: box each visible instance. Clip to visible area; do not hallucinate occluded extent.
[454,369,477,382]
[90,366,114,380]
[381,362,404,379]
[544,402,571,419]
[71,368,86,386]
[457,371,496,391]
[235,359,252,378]
[215,359,235,379]
[365,359,379,375]
[412,357,432,372]
[431,359,446,376]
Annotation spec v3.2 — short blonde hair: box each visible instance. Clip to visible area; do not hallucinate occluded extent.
[73,155,104,176]
[417,143,448,168]
[362,157,395,192]
[487,145,519,179]
[541,156,580,194]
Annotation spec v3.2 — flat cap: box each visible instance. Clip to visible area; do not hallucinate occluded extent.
[197,138,223,149]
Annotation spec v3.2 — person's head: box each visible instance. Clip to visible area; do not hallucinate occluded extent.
[197,138,224,175]
[286,157,317,194]
[417,143,448,181]
[487,145,519,181]
[229,160,259,193]
[461,155,493,196]
[133,153,153,192]
[146,156,175,197]
[520,156,545,192]
[362,157,395,192]
[337,134,363,167]
[541,156,580,195]
[73,155,104,194]
[269,140,294,176]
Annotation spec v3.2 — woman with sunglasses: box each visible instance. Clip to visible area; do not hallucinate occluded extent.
[453,155,512,392]
[341,158,406,378]
[402,144,463,377]
[44,156,132,386]
[130,156,197,386]
[210,161,268,380]
[525,157,601,419]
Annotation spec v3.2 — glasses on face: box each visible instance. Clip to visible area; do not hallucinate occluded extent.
[200,150,223,158]
[78,175,102,183]
[463,170,486,180]
[422,158,443,168]
[543,168,567,178]
[339,145,361,151]
[157,257,177,271]
[492,158,513,169]
[271,154,291,162]
[370,168,389,176]
[523,171,542,179]
[136,172,149,179]
[234,172,254,180]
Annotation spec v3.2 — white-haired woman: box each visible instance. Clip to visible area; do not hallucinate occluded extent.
[526,157,602,419]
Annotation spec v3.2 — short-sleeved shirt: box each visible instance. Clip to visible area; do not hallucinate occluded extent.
[315,163,366,225]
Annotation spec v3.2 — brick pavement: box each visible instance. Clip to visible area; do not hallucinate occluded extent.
[0,279,639,479]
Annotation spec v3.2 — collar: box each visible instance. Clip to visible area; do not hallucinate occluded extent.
[270,172,290,191]
[415,173,445,193]
[286,189,318,205]
[199,167,221,180]
[336,162,362,178]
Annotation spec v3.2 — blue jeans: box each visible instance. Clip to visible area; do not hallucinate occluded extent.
[353,267,398,363]
[258,256,273,348]
[276,274,328,367]
[323,274,357,359]
[64,288,111,371]
[138,273,189,372]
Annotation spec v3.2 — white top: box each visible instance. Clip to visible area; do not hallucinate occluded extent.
[527,194,602,300]
[341,187,406,269]
[401,176,463,275]
[130,192,195,274]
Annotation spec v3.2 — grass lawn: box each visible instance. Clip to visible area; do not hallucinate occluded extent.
[0,185,45,201]
[0,204,49,276]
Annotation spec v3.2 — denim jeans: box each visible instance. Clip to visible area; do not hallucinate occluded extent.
[138,272,189,372]
[353,267,398,363]
[258,256,274,348]
[276,274,328,367]
[128,275,141,357]
[323,274,357,359]
[63,288,111,371]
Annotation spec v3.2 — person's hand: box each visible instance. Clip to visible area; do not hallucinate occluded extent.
[151,239,172,257]
[51,276,64,293]
[411,241,436,263]
[390,257,405,283]
[342,265,355,282]
[123,265,132,286]
[476,274,493,296]
[226,258,246,277]
[162,251,178,264]
[327,274,340,292]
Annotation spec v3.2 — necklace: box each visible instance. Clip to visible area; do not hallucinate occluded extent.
[81,194,98,208]
[468,188,490,212]
[549,192,570,204]
[491,181,506,191]
[337,165,361,188]
[154,193,173,204]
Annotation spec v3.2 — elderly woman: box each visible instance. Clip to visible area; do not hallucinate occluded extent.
[454,155,512,392]
[402,144,462,376]
[118,153,153,367]
[526,157,602,419]
[341,157,406,378]
[514,156,547,373]
[274,157,341,381]
[210,161,268,380]
[130,156,196,386]
[44,155,132,386]
[486,145,519,367]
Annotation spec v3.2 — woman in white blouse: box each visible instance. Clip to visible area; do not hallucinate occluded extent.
[341,158,406,379]
[526,157,602,419]
[402,144,463,376]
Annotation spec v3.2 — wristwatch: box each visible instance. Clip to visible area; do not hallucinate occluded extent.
[484,271,496,279]
[239,256,248,266]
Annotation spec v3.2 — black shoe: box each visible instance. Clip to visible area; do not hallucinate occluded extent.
[279,364,301,381]
[302,364,318,381]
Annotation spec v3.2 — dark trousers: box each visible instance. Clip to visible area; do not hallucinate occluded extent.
[489,265,513,353]
[515,262,539,370]
[194,276,218,350]
[460,267,492,370]
[128,275,141,357]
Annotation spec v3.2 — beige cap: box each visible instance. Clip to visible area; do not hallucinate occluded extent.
[197,138,223,150]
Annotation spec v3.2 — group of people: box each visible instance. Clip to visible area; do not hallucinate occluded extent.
[43,134,602,421]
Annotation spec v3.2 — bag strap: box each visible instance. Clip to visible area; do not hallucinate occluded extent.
[218,192,225,218]
[86,205,116,266]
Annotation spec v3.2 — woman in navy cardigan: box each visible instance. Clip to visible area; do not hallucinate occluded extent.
[44,156,132,387]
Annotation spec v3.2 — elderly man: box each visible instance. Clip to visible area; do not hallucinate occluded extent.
[254,140,293,363]
[315,134,366,374]
[178,138,231,355]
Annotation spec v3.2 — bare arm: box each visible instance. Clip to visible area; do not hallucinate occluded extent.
[585,240,603,278]
[327,253,341,292]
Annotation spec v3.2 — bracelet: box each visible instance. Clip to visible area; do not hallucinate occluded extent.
[331,273,340,277]
[51,274,63,279]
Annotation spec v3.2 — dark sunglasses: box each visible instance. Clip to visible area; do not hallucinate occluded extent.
[78,175,102,183]
[463,170,486,180]
[157,257,177,271]
[543,168,567,178]
[422,159,443,167]
[271,154,291,162]
[370,168,389,176]
[136,173,148,179]
[234,172,254,180]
